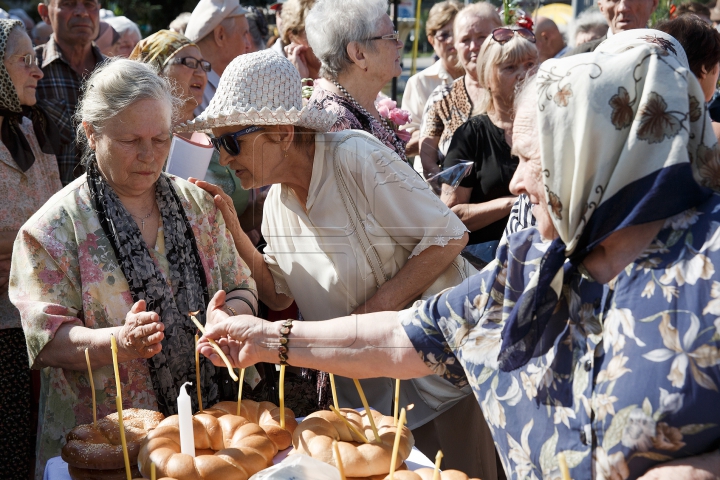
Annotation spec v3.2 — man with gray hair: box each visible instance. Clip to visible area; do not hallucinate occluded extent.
[185,0,252,113]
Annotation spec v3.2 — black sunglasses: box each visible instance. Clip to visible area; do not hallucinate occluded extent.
[169,56,212,73]
[210,126,264,155]
[491,27,536,45]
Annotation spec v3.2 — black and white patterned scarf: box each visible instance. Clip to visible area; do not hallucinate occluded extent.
[87,162,219,415]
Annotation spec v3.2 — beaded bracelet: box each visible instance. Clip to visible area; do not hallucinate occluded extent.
[277,319,293,365]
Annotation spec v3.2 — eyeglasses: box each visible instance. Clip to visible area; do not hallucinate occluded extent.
[491,27,536,45]
[11,54,39,67]
[434,31,453,43]
[368,31,400,42]
[210,126,264,155]
[169,56,212,73]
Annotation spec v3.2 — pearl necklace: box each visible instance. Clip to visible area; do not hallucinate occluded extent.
[331,80,409,164]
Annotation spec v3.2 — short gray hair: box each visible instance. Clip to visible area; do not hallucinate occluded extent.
[75,58,181,163]
[105,16,142,40]
[305,0,388,79]
[570,8,609,46]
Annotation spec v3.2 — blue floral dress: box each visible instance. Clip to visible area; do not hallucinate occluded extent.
[401,193,720,479]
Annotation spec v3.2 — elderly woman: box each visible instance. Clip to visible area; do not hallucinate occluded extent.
[183,50,501,477]
[0,19,62,480]
[105,15,142,57]
[199,31,720,479]
[401,0,464,162]
[281,0,320,80]
[9,59,257,477]
[304,0,409,163]
[442,28,537,266]
[419,2,501,178]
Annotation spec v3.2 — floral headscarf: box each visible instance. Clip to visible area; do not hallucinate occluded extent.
[498,29,716,371]
[129,29,195,72]
[0,19,60,171]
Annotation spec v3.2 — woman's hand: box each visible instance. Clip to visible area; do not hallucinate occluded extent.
[206,289,230,328]
[285,42,310,79]
[196,315,266,369]
[117,300,164,360]
[189,178,244,242]
[638,450,720,479]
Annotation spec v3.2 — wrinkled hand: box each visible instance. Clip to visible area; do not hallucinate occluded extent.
[196,314,265,369]
[189,178,243,242]
[0,252,11,294]
[206,289,230,328]
[117,300,165,360]
[285,42,310,79]
[638,450,720,480]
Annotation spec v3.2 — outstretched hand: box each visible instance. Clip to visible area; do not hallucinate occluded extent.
[196,314,266,369]
[188,178,243,241]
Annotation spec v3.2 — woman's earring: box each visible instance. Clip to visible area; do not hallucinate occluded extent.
[283,149,289,159]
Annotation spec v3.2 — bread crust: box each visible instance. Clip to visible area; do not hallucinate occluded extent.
[381,468,480,480]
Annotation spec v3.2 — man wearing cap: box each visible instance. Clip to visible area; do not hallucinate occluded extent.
[185,0,252,114]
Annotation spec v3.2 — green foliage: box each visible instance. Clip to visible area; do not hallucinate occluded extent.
[650,0,675,26]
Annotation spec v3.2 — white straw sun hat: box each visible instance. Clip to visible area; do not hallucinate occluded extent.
[176,50,336,133]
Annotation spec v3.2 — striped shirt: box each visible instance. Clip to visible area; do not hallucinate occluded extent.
[35,37,104,185]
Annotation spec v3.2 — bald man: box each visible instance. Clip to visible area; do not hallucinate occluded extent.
[535,17,568,61]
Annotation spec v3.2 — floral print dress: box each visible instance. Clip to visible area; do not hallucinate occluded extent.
[401,194,720,479]
[9,175,253,478]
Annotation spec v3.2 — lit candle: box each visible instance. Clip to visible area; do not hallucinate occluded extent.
[332,440,347,480]
[84,348,97,428]
[329,373,339,410]
[558,452,571,480]
[150,463,156,480]
[394,379,400,426]
[110,334,132,480]
[432,450,444,480]
[352,379,380,443]
[194,334,202,413]
[388,407,407,480]
[279,364,286,429]
[329,405,369,443]
[178,382,195,457]
[190,312,238,381]
[236,368,246,416]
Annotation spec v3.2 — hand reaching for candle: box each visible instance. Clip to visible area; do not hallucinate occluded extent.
[117,300,165,360]
[206,289,230,328]
[196,314,265,369]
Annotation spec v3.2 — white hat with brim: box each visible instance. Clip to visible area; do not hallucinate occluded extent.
[185,0,249,43]
[176,50,336,134]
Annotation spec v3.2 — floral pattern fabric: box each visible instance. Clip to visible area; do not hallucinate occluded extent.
[9,175,253,479]
[401,196,720,480]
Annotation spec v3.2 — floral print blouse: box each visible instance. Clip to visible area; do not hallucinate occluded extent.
[9,175,253,478]
[401,193,720,479]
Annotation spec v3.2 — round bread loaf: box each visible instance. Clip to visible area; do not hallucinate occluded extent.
[62,409,164,470]
[382,468,480,480]
[204,400,297,450]
[138,412,278,480]
[68,464,140,480]
[291,408,414,478]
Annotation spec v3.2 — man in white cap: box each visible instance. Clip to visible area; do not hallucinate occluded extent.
[185,0,252,113]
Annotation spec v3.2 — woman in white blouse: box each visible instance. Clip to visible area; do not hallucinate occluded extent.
[183,51,498,478]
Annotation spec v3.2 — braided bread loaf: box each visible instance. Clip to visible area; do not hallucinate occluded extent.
[204,400,297,450]
[381,469,480,480]
[138,413,277,480]
[61,409,164,470]
[292,409,414,478]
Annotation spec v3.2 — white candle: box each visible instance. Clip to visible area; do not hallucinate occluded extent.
[178,382,195,457]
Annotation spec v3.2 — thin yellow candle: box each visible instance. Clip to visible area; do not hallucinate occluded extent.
[279,364,286,429]
[190,313,238,381]
[332,440,347,480]
[110,334,132,480]
[558,452,571,480]
[236,368,246,416]
[393,379,400,426]
[388,408,407,480]
[329,373,339,410]
[84,348,97,428]
[150,463,156,480]
[329,405,370,443]
[432,450,444,480]
[194,334,202,413]
[352,379,380,443]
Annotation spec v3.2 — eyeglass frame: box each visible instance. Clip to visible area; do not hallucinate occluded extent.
[210,126,264,156]
[367,31,400,42]
[491,27,536,45]
[10,53,39,67]
[167,56,212,73]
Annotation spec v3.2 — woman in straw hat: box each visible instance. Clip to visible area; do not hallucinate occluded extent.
[182,50,504,475]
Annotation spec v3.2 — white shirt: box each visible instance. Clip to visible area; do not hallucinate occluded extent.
[261,131,468,428]
[195,68,221,117]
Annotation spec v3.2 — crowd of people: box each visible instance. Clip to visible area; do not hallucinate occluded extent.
[3,0,720,479]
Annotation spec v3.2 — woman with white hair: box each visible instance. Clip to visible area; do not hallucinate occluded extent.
[9,59,257,477]
[304,0,409,163]
[105,15,142,57]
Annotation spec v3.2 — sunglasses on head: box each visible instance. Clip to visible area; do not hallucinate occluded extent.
[210,126,264,155]
[491,27,536,45]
